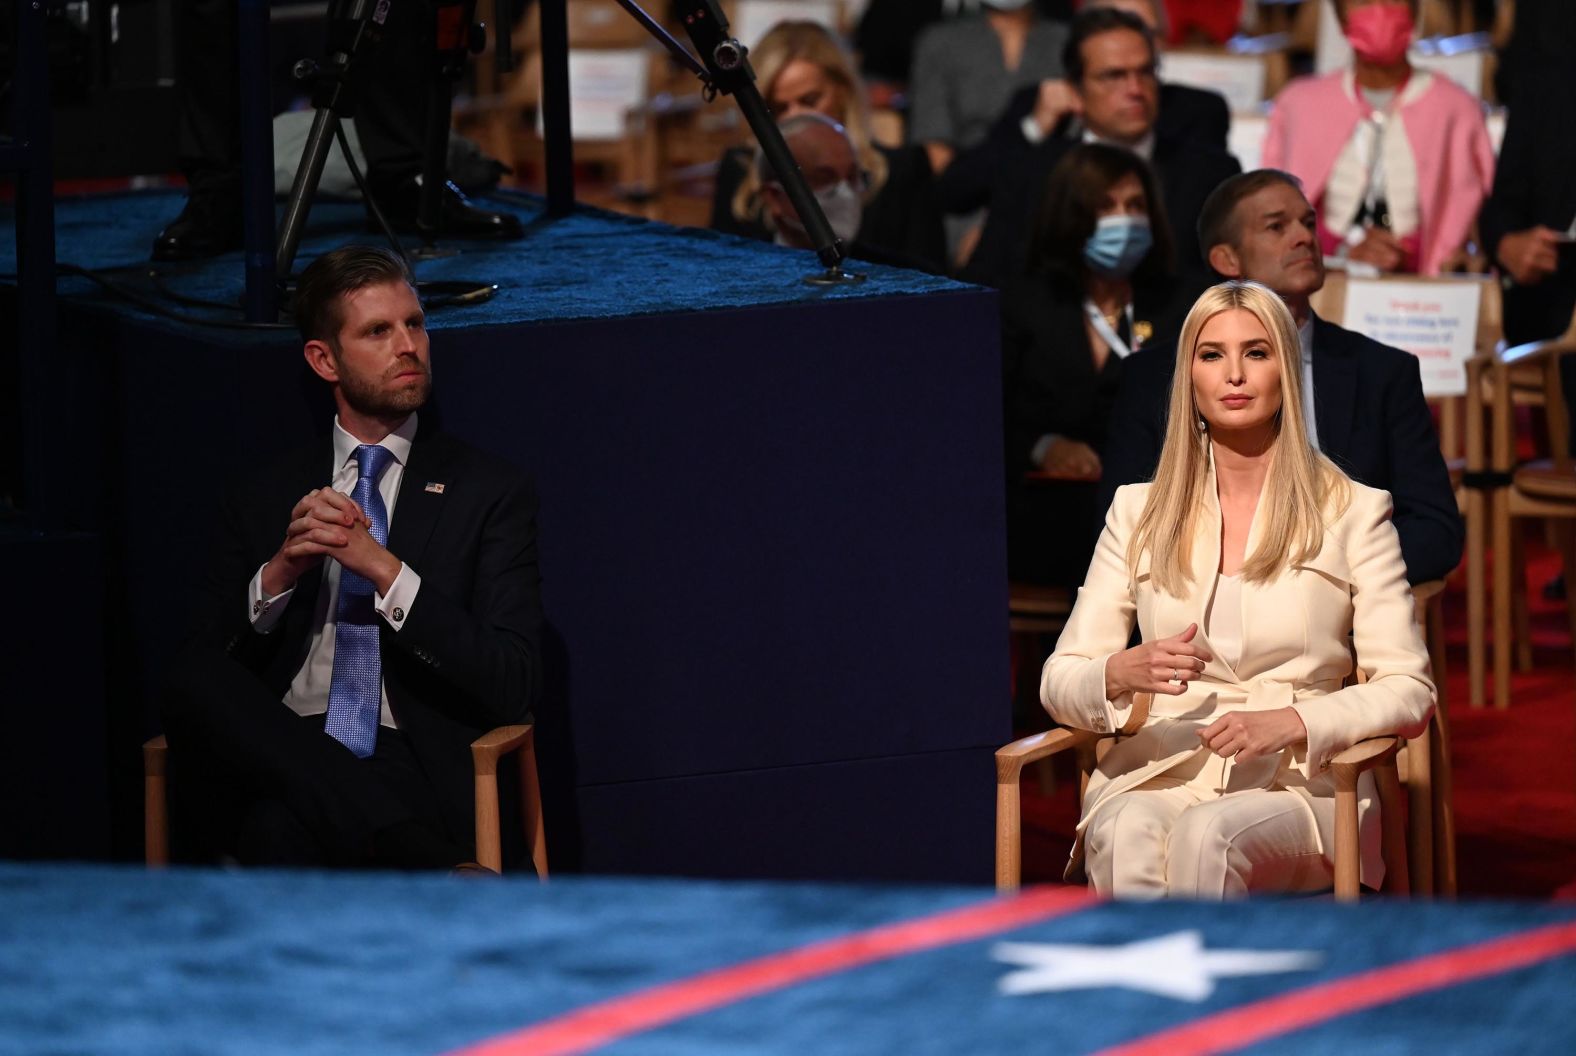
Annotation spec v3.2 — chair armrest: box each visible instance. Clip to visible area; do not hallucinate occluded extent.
[1500,336,1576,369]
[996,727,1097,783]
[1329,735,1401,785]
[470,724,545,877]
[470,724,533,775]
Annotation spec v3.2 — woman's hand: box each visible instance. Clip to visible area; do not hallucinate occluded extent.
[1104,622,1213,700]
[1198,707,1307,762]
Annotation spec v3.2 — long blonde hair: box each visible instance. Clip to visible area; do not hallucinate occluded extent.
[1128,281,1350,594]
[731,21,889,227]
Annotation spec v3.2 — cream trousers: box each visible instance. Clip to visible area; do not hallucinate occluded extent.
[1083,777,1335,899]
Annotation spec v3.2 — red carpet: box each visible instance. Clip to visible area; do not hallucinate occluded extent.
[1019,535,1576,898]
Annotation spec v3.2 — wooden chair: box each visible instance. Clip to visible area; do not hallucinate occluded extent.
[142,725,547,876]
[1480,332,1576,711]
[996,582,1455,900]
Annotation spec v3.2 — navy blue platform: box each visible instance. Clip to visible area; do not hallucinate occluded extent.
[2,190,1008,882]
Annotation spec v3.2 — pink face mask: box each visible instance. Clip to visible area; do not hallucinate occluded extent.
[1346,3,1415,65]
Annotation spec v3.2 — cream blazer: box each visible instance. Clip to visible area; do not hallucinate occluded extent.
[1042,476,1435,889]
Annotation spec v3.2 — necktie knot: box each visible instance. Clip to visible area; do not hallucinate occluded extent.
[356,443,395,485]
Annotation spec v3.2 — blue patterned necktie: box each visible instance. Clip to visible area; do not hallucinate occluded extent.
[324,443,395,758]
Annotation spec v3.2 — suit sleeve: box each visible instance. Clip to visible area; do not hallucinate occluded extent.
[1381,351,1465,583]
[935,87,1038,215]
[390,472,544,728]
[1040,487,1142,734]
[1291,487,1435,776]
[1479,95,1535,270]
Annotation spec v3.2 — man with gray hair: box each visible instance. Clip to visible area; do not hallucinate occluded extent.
[757,114,936,272]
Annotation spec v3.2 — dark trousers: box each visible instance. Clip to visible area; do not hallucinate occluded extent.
[162,647,460,868]
[176,0,432,196]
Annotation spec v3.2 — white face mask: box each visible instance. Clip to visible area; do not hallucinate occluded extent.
[782,179,864,244]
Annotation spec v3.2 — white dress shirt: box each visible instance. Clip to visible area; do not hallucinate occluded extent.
[247,413,423,727]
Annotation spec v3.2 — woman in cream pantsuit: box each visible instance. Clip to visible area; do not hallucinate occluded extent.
[1042,280,1435,899]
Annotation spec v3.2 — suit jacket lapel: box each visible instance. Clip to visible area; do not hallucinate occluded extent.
[1311,313,1357,465]
[388,426,453,567]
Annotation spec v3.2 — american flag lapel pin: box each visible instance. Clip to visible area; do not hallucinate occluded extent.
[424,482,446,494]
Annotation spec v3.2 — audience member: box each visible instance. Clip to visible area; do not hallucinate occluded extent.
[1003,144,1189,587]
[963,6,1239,288]
[907,0,1071,178]
[856,0,1076,88]
[1481,0,1576,466]
[711,21,946,273]
[162,246,543,872]
[752,114,936,272]
[1101,170,1463,584]
[1044,280,1434,898]
[1480,0,1576,347]
[936,0,1230,219]
[1262,0,1494,276]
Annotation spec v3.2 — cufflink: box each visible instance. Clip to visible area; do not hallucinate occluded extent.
[252,601,265,616]
[1093,716,1109,732]
[391,607,405,623]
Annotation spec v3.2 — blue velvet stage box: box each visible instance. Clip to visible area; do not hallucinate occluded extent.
[8,191,1009,883]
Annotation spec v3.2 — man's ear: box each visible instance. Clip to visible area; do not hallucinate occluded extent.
[303,339,340,385]
[1207,243,1243,279]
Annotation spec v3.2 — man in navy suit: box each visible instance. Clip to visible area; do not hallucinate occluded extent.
[956,6,1239,288]
[1100,170,1463,584]
[163,246,543,871]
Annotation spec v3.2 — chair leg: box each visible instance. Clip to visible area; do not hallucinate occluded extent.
[1377,764,1410,895]
[996,772,1023,892]
[1492,489,1514,710]
[1467,484,1488,708]
[517,733,548,879]
[1333,779,1361,901]
[143,736,169,868]
[1511,527,1534,673]
[1405,734,1434,896]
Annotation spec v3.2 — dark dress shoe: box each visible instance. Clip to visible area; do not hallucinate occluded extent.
[369,178,525,241]
[151,194,244,261]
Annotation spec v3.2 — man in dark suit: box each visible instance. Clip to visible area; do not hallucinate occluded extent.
[1480,0,1576,462]
[958,6,1239,289]
[163,246,543,871]
[1100,170,1464,584]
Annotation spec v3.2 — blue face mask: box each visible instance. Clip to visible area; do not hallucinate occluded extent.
[1083,215,1154,279]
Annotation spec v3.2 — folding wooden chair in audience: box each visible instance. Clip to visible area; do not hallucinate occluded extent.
[1481,331,1576,711]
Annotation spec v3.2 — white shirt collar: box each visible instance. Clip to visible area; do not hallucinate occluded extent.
[333,412,418,474]
[1298,315,1315,364]
[1083,127,1156,161]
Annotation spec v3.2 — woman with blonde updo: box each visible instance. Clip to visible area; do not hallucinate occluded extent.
[708,21,946,272]
[1042,280,1434,899]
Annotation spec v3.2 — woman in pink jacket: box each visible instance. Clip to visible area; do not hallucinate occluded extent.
[1262,0,1494,276]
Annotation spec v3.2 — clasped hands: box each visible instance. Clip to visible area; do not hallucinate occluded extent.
[260,487,402,598]
[1103,622,1307,762]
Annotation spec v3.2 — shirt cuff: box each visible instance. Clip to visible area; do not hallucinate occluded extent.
[248,564,293,634]
[375,562,421,631]
[1019,114,1047,145]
